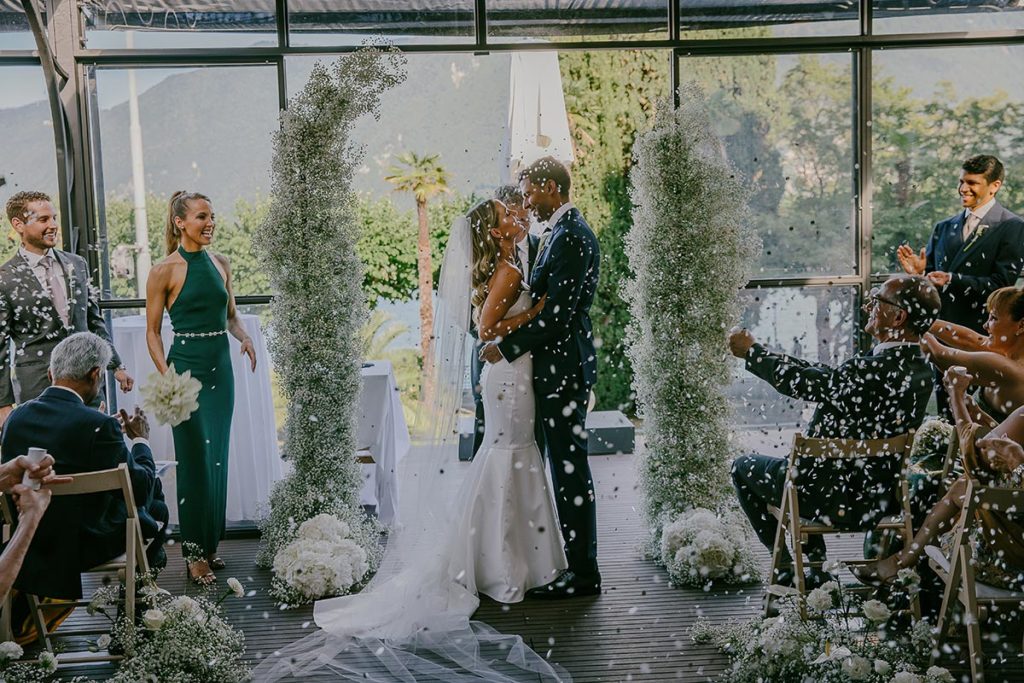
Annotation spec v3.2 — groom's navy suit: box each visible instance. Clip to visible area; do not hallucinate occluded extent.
[498,205,601,580]
[925,200,1024,334]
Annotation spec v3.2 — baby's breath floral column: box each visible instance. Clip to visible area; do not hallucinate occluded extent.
[625,83,761,582]
[255,48,406,604]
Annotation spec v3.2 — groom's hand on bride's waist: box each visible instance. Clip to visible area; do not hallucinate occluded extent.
[479,343,504,364]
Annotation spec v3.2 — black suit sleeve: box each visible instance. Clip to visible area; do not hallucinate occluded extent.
[79,257,122,370]
[745,343,858,407]
[925,220,941,274]
[949,219,1024,297]
[497,230,593,363]
[0,289,15,406]
[94,417,156,510]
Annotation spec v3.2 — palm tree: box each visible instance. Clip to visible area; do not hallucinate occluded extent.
[384,152,450,394]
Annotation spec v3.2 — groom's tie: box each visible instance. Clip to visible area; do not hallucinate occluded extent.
[537,229,553,265]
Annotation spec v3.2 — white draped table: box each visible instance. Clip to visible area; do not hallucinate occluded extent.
[111,313,283,524]
[357,360,410,526]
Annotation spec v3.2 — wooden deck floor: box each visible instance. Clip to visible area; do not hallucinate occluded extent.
[48,452,1023,681]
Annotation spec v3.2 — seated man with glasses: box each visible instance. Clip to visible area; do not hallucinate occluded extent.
[728,275,941,588]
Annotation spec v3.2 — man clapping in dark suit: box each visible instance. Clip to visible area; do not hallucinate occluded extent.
[730,275,941,588]
[896,155,1024,416]
[0,332,167,602]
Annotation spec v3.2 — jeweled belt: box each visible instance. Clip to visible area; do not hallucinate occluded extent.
[174,329,228,338]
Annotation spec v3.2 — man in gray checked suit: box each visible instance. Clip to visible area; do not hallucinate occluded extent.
[0,191,133,426]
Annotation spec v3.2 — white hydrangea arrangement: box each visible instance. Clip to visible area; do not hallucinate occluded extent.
[139,363,201,426]
[625,82,762,579]
[271,513,370,603]
[254,46,406,603]
[692,566,954,683]
[658,508,759,586]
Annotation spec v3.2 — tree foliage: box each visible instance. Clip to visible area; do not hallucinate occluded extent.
[558,49,668,414]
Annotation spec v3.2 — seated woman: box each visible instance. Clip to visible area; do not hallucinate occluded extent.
[922,287,1024,426]
[854,365,1024,589]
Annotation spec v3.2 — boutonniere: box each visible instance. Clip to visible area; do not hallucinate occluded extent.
[964,224,989,251]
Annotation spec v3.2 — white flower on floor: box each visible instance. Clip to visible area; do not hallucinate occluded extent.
[140,364,202,426]
[890,673,923,683]
[875,659,892,675]
[806,587,833,612]
[863,599,891,622]
[0,641,23,661]
[143,608,167,630]
[272,513,370,600]
[842,655,872,680]
[227,577,245,598]
[38,651,57,673]
[96,633,112,650]
[822,559,846,574]
[925,666,954,683]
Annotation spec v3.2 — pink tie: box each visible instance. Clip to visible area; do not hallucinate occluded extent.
[42,255,69,327]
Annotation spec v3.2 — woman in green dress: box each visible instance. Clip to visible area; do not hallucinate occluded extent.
[145,191,256,585]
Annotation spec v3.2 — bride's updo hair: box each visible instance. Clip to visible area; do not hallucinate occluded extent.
[467,199,501,319]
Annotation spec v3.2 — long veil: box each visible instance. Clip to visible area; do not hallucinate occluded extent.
[251,215,571,682]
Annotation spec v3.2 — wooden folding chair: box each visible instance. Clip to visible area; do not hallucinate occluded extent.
[927,480,1024,683]
[0,464,150,665]
[766,432,918,619]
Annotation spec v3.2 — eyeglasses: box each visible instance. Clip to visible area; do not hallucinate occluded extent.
[866,289,906,312]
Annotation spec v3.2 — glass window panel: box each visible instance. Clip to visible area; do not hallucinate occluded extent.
[0,65,59,263]
[874,3,1024,34]
[680,53,856,277]
[730,286,858,457]
[79,0,277,49]
[0,2,40,49]
[288,0,474,47]
[871,45,1024,273]
[679,0,858,39]
[486,0,668,42]
[92,65,278,299]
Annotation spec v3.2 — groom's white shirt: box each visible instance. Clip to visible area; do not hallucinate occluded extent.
[517,236,530,283]
[545,202,575,237]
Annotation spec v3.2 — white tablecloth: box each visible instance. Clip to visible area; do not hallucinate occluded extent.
[358,360,410,526]
[111,314,283,524]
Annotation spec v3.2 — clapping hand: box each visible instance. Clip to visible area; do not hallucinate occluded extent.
[942,365,974,396]
[118,406,151,440]
[114,367,135,392]
[927,271,952,287]
[727,327,756,359]
[896,244,926,275]
[977,436,1024,474]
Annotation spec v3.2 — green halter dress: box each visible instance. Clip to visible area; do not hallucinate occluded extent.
[167,246,234,557]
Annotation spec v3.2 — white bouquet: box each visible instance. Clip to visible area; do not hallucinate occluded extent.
[659,508,757,584]
[272,513,370,602]
[140,363,202,426]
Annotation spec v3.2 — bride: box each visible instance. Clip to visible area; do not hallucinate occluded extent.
[252,198,571,681]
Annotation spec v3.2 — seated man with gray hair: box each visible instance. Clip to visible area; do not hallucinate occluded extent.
[0,332,167,603]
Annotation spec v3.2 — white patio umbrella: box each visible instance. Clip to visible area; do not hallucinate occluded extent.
[505,50,575,185]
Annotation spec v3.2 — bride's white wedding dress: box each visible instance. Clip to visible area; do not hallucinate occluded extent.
[453,288,567,603]
[253,218,570,681]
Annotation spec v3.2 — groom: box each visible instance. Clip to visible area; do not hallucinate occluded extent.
[480,157,602,598]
